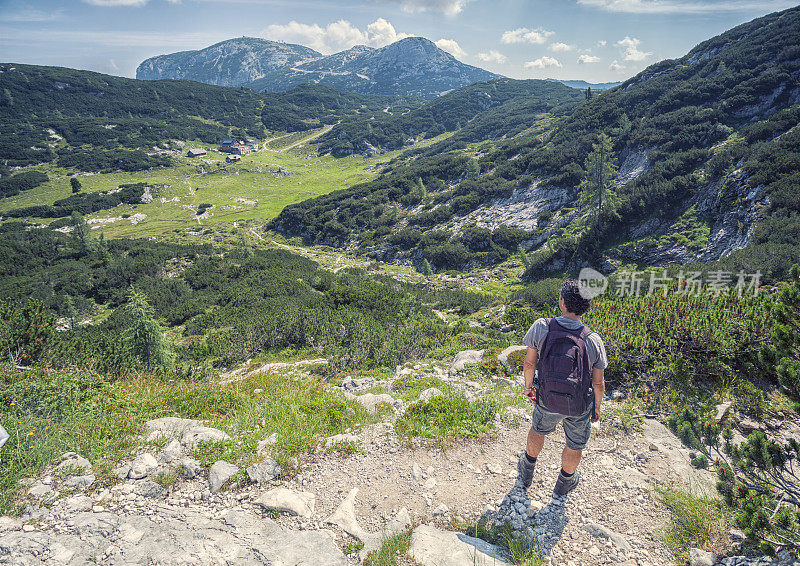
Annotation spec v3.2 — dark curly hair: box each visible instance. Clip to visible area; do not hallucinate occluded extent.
[561,278,591,316]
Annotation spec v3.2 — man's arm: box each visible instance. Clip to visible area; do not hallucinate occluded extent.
[591,367,605,422]
[523,348,538,402]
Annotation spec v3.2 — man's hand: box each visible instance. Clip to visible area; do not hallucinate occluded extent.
[591,405,601,423]
[524,387,536,403]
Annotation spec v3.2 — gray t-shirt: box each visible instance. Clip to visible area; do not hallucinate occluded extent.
[523,316,608,370]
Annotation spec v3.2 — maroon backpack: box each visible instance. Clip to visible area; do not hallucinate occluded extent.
[536,318,594,417]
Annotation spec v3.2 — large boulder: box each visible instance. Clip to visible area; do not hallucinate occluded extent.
[409,524,509,566]
[418,388,444,403]
[347,392,396,414]
[323,488,411,554]
[0,508,348,565]
[57,452,92,473]
[497,345,528,373]
[449,350,484,375]
[255,488,316,518]
[145,417,230,449]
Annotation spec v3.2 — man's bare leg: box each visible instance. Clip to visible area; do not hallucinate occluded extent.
[561,446,582,474]
[526,427,545,458]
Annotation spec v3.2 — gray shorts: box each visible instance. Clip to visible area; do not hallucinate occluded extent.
[530,402,592,451]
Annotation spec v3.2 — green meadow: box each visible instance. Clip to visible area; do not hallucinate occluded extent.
[0,128,449,239]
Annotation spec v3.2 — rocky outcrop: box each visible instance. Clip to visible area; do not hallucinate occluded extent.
[0,508,347,565]
[409,524,510,566]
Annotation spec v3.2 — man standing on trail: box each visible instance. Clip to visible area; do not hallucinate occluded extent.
[516,279,608,496]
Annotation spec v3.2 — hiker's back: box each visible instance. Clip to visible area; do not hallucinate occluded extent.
[537,318,593,417]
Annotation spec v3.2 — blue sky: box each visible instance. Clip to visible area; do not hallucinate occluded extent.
[0,0,796,82]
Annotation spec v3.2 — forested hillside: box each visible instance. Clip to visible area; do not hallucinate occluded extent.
[0,64,412,172]
[316,78,583,157]
[272,6,800,280]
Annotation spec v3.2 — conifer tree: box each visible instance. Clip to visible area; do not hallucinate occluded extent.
[120,289,174,370]
[579,133,619,226]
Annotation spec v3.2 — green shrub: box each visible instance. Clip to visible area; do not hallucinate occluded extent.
[659,486,733,563]
[395,394,498,441]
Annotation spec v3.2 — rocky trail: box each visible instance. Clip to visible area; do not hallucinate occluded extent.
[2,355,799,566]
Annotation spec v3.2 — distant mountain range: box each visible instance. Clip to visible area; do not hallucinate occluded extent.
[545,79,622,90]
[137,37,498,99]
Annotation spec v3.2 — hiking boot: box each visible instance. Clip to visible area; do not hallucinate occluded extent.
[516,452,536,490]
[553,470,580,496]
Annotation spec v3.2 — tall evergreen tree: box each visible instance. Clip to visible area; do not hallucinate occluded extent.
[579,133,619,226]
[120,289,174,370]
[70,211,92,254]
[70,177,82,193]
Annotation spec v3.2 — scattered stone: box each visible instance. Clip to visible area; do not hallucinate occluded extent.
[485,462,503,475]
[246,458,280,484]
[92,505,104,513]
[611,389,626,400]
[181,458,202,479]
[349,393,396,414]
[135,480,166,499]
[418,388,444,403]
[255,487,316,518]
[689,548,716,566]
[257,433,279,453]
[738,415,764,433]
[715,402,732,422]
[433,503,449,516]
[57,452,92,472]
[181,426,230,449]
[158,439,184,463]
[128,453,158,480]
[409,524,510,565]
[63,474,96,491]
[208,461,239,493]
[324,433,360,449]
[114,463,131,480]
[449,350,484,374]
[412,463,424,482]
[22,524,35,533]
[145,417,230,448]
[583,522,631,552]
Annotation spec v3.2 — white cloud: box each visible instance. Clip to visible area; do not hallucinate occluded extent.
[549,42,574,52]
[598,40,607,47]
[0,6,64,21]
[477,50,507,64]
[616,36,651,61]
[609,59,626,71]
[578,0,795,13]
[391,0,472,15]
[435,38,466,58]
[264,18,410,54]
[578,54,601,63]
[82,0,149,5]
[524,56,562,69]
[501,27,555,45]
[366,18,410,46]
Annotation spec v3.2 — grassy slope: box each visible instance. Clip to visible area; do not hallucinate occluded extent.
[0,130,451,238]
